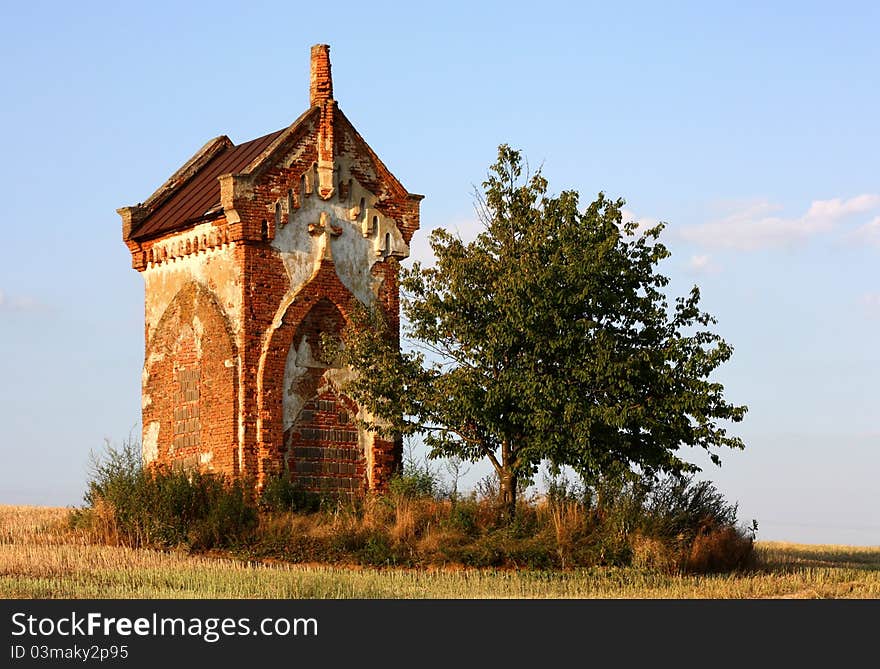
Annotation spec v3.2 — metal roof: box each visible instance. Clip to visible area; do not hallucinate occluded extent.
[132,129,285,241]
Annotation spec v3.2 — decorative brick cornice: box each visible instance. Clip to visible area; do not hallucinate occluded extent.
[141,223,233,269]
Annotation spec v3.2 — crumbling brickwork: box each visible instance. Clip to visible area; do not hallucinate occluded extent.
[119,44,421,495]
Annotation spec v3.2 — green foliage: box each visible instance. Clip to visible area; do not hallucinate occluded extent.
[259,476,324,513]
[640,475,741,540]
[83,437,143,509]
[336,144,747,519]
[388,455,440,500]
[78,438,257,550]
[440,496,479,535]
[454,530,557,570]
[323,524,406,566]
[357,532,401,566]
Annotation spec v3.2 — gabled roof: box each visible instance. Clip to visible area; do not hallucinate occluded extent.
[131,128,286,241]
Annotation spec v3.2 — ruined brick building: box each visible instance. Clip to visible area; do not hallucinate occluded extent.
[118,44,421,495]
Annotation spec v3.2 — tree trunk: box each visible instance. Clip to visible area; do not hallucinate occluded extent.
[498,440,518,522]
[500,468,517,522]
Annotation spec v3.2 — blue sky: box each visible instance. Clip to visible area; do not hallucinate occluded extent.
[1,1,877,545]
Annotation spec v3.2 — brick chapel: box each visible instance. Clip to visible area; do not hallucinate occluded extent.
[118,44,422,495]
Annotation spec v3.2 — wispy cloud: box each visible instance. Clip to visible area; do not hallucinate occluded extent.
[687,254,719,274]
[678,194,880,251]
[852,216,880,247]
[860,292,880,317]
[620,209,719,274]
[0,288,43,312]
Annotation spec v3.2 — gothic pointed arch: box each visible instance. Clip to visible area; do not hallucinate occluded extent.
[256,264,355,480]
[142,281,238,473]
[281,297,365,495]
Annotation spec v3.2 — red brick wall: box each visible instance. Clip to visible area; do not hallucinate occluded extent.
[142,281,238,474]
[285,390,365,497]
[171,329,201,455]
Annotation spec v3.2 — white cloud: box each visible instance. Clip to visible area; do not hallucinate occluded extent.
[687,254,719,274]
[0,288,42,312]
[852,216,880,247]
[805,194,880,220]
[678,194,880,251]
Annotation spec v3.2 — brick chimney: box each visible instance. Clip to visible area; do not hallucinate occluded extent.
[310,44,333,107]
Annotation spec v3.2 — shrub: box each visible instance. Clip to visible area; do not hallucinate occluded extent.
[259,476,324,513]
[388,459,440,500]
[78,438,257,550]
[686,526,755,573]
[358,531,401,566]
[641,476,739,539]
[551,468,755,572]
[441,496,479,536]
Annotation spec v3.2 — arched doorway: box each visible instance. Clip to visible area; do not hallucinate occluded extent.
[281,298,365,496]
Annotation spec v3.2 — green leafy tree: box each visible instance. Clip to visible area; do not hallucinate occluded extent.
[338,144,747,519]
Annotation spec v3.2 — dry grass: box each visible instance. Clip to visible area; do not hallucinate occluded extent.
[630,532,681,572]
[687,526,755,573]
[1,505,878,599]
[547,500,588,569]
